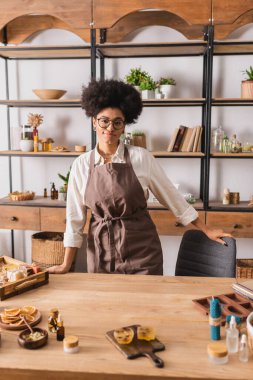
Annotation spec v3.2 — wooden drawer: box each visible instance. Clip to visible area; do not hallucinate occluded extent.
[0,206,40,230]
[206,212,253,238]
[40,208,91,233]
[40,208,66,232]
[149,210,205,236]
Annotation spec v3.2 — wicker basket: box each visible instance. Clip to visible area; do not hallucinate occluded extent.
[32,232,65,269]
[236,259,253,279]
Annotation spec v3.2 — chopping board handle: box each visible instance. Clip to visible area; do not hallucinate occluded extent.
[143,351,164,368]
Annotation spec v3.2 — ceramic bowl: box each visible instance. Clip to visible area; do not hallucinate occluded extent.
[18,327,48,349]
[32,89,66,100]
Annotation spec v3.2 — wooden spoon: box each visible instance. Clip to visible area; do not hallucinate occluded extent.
[20,315,33,334]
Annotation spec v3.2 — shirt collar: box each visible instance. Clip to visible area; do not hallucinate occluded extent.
[94,141,125,165]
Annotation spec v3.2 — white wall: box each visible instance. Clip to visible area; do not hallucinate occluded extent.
[0,25,253,274]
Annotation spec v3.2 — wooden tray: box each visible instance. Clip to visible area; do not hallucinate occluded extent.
[0,309,42,330]
[0,256,49,301]
[106,325,165,368]
[192,292,253,325]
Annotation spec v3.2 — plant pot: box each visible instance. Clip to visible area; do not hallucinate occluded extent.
[159,84,173,98]
[241,80,253,98]
[59,192,67,201]
[132,135,147,149]
[20,139,34,152]
[141,90,155,99]
[133,85,140,93]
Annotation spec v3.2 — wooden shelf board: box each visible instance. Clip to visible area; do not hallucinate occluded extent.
[152,151,204,157]
[0,99,81,107]
[211,152,253,157]
[0,150,82,157]
[214,41,253,55]
[97,42,207,57]
[148,200,203,210]
[0,196,66,208]
[0,45,91,59]
[213,98,253,105]
[143,98,205,106]
[209,201,253,211]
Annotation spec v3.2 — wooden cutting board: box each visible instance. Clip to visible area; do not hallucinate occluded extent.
[106,324,165,368]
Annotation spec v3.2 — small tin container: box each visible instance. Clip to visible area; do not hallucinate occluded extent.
[63,336,79,353]
[207,342,228,364]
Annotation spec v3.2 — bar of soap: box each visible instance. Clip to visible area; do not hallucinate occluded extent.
[137,326,156,341]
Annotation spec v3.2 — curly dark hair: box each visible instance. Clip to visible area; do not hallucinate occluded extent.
[81,79,143,124]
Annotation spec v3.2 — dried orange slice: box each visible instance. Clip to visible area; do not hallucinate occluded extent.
[113,327,134,345]
[4,308,21,317]
[22,314,35,322]
[9,319,24,327]
[21,306,37,315]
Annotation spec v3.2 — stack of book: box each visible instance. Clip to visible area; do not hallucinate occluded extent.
[167,125,203,152]
[233,279,253,300]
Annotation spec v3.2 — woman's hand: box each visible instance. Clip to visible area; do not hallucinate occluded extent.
[191,217,232,245]
[204,227,232,245]
[47,264,70,274]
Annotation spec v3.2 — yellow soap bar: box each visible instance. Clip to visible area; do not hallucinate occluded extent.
[113,327,134,345]
[137,326,156,341]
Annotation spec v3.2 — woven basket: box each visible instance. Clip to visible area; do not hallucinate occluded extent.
[236,259,253,279]
[32,232,65,269]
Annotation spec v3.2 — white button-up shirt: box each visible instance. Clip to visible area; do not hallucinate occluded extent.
[64,142,198,248]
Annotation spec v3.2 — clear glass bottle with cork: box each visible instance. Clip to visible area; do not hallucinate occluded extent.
[48,308,59,333]
[212,125,224,152]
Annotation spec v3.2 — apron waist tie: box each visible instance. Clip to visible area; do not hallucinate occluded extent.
[93,208,147,273]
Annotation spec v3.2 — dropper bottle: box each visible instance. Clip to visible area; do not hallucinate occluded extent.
[226,315,239,353]
[239,334,249,362]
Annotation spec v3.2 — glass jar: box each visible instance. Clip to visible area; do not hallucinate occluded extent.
[21,125,33,140]
[212,126,224,152]
[230,134,241,153]
[222,135,231,153]
[242,142,252,153]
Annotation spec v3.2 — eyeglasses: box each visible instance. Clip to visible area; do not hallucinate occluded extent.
[96,117,125,130]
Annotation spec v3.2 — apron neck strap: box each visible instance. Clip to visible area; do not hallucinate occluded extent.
[124,145,131,165]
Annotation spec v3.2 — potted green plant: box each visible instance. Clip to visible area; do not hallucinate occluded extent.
[241,66,253,98]
[58,186,67,201]
[131,130,147,148]
[158,77,176,98]
[139,77,156,99]
[125,67,150,91]
[58,168,71,192]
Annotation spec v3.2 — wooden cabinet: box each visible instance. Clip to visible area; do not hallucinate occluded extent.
[41,208,91,233]
[206,212,253,238]
[149,210,205,236]
[0,206,40,231]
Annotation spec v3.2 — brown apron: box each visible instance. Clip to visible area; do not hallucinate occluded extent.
[84,146,163,275]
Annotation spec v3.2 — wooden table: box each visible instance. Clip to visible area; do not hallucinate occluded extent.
[0,274,252,380]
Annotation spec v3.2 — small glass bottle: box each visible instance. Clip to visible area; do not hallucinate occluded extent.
[222,135,231,153]
[230,134,241,153]
[51,183,56,200]
[56,314,65,341]
[55,189,59,200]
[43,188,47,198]
[226,315,239,353]
[212,125,224,152]
[239,334,249,362]
[124,132,132,145]
[48,308,59,333]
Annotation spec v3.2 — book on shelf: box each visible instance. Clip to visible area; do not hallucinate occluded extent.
[181,128,193,152]
[173,125,187,152]
[193,126,202,152]
[167,127,179,152]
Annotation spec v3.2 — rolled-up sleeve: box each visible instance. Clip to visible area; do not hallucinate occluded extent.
[148,154,198,226]
[64,158,87,248]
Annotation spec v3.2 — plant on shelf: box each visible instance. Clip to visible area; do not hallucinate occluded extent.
[27,113,44,137]
[125,67,150,88]
[241,66,253,99]
[58,168,71,192]
[59,186,67,201]
[139,77,156,99]
[131,130,147,149]
[158,76,176,98]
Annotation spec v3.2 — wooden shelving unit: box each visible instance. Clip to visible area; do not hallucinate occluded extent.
[152,151,204,157]
[0,45,91,59]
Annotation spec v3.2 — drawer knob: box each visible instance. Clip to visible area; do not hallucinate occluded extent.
[11,216,18,222]
[233,223,241,229]
[175,222,182,227]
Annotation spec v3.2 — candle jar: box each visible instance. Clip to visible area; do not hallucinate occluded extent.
[41,138,54,152]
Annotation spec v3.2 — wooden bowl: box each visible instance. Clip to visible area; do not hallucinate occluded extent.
[18,327,48,349]
[32,89,66,100]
